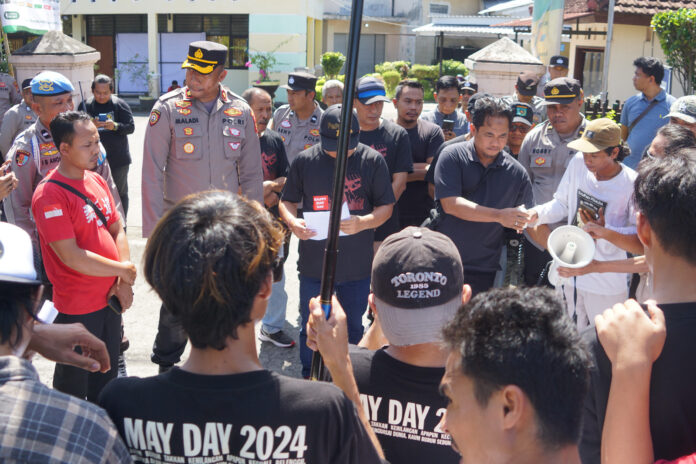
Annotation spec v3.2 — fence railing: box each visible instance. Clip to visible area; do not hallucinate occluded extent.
[584,98,623,122]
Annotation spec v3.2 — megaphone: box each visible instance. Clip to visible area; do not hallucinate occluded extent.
[546,225,596,286]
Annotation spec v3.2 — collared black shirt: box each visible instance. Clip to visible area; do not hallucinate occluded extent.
[434,139,533,272]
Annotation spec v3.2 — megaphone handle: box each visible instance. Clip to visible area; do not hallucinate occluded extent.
[561,278,580,326]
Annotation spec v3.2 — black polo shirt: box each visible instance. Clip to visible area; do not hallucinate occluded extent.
[434,139,533,272]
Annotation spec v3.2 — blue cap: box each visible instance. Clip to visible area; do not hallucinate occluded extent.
[31,71,74,96]
[355,76,390,105]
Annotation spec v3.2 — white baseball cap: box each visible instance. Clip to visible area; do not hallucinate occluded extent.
[0,222,41,285]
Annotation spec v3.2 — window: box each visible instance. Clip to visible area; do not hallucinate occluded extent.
[430,2,450,15]
[86,15,147,35]
[173,14,248,69]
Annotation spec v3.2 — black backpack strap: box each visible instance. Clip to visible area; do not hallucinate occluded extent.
[45,179,109,227]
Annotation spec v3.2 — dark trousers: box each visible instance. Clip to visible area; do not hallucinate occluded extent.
[151,304,187,367]
[111,164,129,219]
[53,306,121,403]
[464,270,497,297]
[298,275,370,378]
[523,236,552,287]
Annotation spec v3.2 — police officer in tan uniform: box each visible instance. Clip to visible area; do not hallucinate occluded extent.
[0,79,36,158]
[0,72,21,130]
[271,72,323,164]
[518,77,586,287]
[4,71,122,242]
[142,40,264,372]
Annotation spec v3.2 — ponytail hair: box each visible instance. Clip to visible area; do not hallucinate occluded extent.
[606,142,630,162]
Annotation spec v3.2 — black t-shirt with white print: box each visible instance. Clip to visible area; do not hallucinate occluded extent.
[98,368,386,464]
[348,346,459,464]
[359,120,413,241]
[282,143,395,282]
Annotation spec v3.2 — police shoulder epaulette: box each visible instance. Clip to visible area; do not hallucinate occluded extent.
[160,87,186,102]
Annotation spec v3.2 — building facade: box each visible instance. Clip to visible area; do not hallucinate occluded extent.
[59,0,324,98]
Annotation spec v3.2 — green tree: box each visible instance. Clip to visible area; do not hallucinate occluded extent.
[321,52,346,79]
[652,9,696,94]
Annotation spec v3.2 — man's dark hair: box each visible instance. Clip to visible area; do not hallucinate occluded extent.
[144,191,284,349]
[634,149,696,265]
[241,87,270,105]
[0,282,40,349]
[633,57,665,85]
[605,142,631,162]
[91,74,113,92]
[657,123,696,157]
[443,287,590,447]
[435,75,460,93]
[466,92,493,114]
[172,80,178,85]
[50,111,92,148]
[471,97,513,129]
[394,79,423,101]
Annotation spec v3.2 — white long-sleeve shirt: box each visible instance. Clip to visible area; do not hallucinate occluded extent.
[533,153,637,295]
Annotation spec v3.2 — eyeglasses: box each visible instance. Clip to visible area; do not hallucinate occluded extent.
[510,124,531,133]
[462,90,475,96]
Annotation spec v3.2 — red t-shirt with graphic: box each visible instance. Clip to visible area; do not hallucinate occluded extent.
[32,169,121,315]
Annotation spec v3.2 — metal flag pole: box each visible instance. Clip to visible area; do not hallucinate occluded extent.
[309,0,364,381]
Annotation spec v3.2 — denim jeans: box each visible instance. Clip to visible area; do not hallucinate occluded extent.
[261,271,288,334]
[298,275,370,378]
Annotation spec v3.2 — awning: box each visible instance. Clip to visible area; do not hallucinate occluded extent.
[412,23,519,37]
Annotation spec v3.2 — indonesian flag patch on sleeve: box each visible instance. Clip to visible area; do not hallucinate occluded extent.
[43,204,63,219]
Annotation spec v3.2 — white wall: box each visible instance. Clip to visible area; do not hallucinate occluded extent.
[569,23,683,102]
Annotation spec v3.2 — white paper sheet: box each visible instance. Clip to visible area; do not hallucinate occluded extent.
[303,203,351,240]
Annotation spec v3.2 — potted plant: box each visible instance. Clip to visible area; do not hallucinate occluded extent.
[116,54,159,110]
[321,51,346,79]
[246,37,293,98]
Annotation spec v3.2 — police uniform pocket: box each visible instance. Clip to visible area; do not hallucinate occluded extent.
[223,125,245,160]
[173,125,203,160]
[530,152,553,169]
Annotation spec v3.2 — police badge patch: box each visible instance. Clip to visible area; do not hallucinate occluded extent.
[224,107,243,117]
[15,150,30,166]
[149,110,161,126]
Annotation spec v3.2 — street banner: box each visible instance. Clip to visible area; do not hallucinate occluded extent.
[532,0,564,66]
[0,0,61,35]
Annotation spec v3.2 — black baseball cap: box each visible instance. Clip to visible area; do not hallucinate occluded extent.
[549,55,569,69]
[281,72,317,92]
[543,77,582,105]
[511,102,534,126]
[371,227,464,346]
[355,76,390,105]
[182,41,227,74]
[319,104,360,151]
[460,80,478,93]
[21,78,32,90]
[516,71,540,96]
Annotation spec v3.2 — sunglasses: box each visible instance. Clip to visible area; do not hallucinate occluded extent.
[462,90,475,96]
[510,124,531,133]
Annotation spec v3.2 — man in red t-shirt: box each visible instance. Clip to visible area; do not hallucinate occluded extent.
[31,111,136,402]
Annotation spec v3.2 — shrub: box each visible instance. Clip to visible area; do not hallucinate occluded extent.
[375,60,411,77]
[381,70,400,98]
[409,64,439,81]
[441,59,468,77]
[321,52,346,79]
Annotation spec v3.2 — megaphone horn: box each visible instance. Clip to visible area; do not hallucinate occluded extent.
[546,225,596,286]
